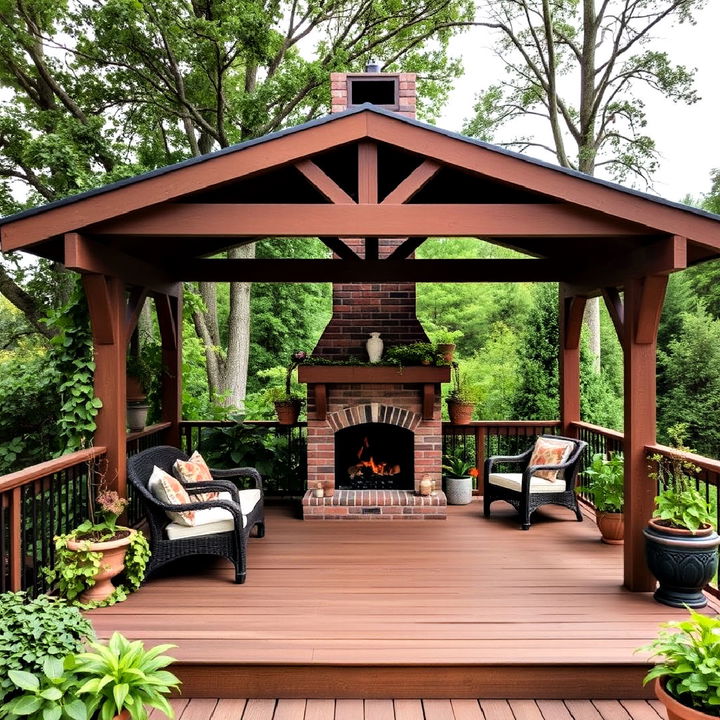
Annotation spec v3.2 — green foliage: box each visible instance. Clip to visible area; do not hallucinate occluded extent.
[385,342,439,366]
[578,452,624,512]
[0,592,94,703]
[0,658,88,720]
[45,530,150,608]
[447,362,482,405]
[74,632,180,720]
[640,608,720,716]
[441,452,477,478]
[649,425,715,533]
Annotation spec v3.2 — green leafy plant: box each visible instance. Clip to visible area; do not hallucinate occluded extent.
[578,452,624,512]
[649,424,715,533]
[0,658,88,720]
[433,329,462,345]
[0,592,94,703]
[263,351,307,403]
[639,608,720,716]
[447,362,482,404]
[385,342,437,366]
[442,453,479,478]
[74,632,180,720]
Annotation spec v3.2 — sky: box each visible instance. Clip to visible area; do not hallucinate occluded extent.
[438,3,720,205]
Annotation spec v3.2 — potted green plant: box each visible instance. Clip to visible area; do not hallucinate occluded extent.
[645,424,719,608]
[385,342,437,366]
[434,329,462,364]
[126,353,152,432]
[639,608,720,719]
[578,452,624,544]
[445,362,480,425]
[269,351,306,425]
[442,453,478,505]
[45,486,150,607]
[74,632,180,720]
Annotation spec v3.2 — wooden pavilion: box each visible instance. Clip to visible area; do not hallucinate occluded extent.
[2,96,720,602]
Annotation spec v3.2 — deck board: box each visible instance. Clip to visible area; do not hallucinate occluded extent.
[89,501,718,698]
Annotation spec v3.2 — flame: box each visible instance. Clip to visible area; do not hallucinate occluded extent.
[352,437,398,476]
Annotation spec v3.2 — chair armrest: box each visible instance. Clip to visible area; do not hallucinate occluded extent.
[185,482,241,503]
[485,447,533,473]
[152,497,246,529]
[211,467,263,490]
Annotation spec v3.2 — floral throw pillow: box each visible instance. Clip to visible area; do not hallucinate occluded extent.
[150,465,196,526]
[173,451,219,502]
[528,437,575,481]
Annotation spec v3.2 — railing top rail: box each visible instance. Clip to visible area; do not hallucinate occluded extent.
[646,443,720,477]
[180,420,308,428]
[443,420,561,428]
[571,421,625,442]
[127,422,172,442]
[0,446,107,492]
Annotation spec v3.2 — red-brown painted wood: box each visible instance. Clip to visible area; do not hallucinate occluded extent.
[295,160,356,204]
[559,287,586,436]
[156,293,182,448]
[87,203,650,238]
[382,160,440,204]
[358,142,378,205]
[602,288,625,349]
[623,275,668,591]
[299,366,450,384]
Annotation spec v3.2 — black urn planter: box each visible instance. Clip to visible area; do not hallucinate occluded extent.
[644,519,720,608]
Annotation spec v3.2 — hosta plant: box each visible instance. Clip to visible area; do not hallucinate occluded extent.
[578,452,624,512]
[640,608,720,716]
[74,632,180,720]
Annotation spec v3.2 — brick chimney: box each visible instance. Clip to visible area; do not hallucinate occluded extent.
[312,65,428,360]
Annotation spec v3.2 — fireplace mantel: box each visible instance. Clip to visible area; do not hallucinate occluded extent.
[299,365,450,420]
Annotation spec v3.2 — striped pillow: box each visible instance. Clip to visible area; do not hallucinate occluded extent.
[150,465,196,526]
[173,451,219,502]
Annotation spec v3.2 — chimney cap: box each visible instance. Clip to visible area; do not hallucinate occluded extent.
[365,59,381,73]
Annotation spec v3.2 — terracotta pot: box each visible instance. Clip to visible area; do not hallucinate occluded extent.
[654,677,716,720]
[596,511,624,545]
[114,711,131,720]
[275,399,301,425]
[447,400,474,425]
[66,529,135,604]
[436,343,456,364]
[644,519,720,608]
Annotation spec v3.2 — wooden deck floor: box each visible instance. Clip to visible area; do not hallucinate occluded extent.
[158,697,669,720]
[90,501,719,699]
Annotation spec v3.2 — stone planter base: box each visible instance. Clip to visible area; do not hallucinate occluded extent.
[303,490,446,520]
[445,476,473,505]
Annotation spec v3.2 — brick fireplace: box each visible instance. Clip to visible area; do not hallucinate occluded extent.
[299,65,449,519]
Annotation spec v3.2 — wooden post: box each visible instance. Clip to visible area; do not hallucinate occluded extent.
[559,285,586,437]
[84,274,127,497]
[155,292,183,448]
[9,487,22,590]
[623,275,667,591]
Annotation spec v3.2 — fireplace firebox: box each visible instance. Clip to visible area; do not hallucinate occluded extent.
[335,423,414,490]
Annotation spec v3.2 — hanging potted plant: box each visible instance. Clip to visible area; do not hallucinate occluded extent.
[639,608,720,720]
[445,362,479,425]
[578,452,624,544]
[434,329,462,364]
[644,424,719,608]
[45,480,150,606]
[267,350,306,425]
[442,454,478,505]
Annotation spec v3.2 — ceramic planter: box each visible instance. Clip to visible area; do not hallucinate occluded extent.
[654,677,716,720]
[644,518,720,608]
[596,511,624,545]
[126,402,149,432]
[66,529,136,604]
[447,400,474,425]
[275,399,302,425]
[445,475,473,505]
[436,343,456,364]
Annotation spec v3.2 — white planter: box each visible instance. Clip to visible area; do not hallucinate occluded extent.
[445,476,473,505]
[366,332,384,363]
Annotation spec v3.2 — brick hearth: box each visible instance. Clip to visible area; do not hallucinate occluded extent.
[302,489,447,520]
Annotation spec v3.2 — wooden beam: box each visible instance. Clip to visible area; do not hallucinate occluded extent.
[1,113,370,250]
[172,258,566,283]
[559,287,587,436]
[387,237,427,260]
[64,233,180,296]
[295,160,355,204]
[623,275,668,592]
[155,292,182,447]
[83,274,115,345]
[382,160,440,204]
[89,204,650,238]
[602,287,625,347]
[358,142,378,204]
[125,287,149,345]
[320,238,360,260]
[563,295,587,351]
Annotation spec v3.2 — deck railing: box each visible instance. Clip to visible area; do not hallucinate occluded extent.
[0,447,106,595]
[570,421,625,505]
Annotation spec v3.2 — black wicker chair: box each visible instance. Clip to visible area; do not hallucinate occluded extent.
[483,435,587,530]
[127,445,264,584]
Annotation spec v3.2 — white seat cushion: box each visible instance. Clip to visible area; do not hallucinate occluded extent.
[238,488,261,515]
[489,472,567,494]
[165,506,248,540]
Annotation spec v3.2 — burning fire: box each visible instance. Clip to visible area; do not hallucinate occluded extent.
[348,437,400,478]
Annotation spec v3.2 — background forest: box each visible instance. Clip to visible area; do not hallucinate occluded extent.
[0,0,719,474]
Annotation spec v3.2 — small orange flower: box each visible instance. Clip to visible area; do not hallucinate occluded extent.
[469,467,479,477]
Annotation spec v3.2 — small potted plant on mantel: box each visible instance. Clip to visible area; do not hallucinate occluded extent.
[445,362,480,425]
[644,424,719,608]
[268,350,306,425]
[578,452,624,544]
[434,329,462,364]
[639,608,720,720]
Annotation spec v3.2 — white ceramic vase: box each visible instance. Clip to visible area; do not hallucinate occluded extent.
[366,332,384,363]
